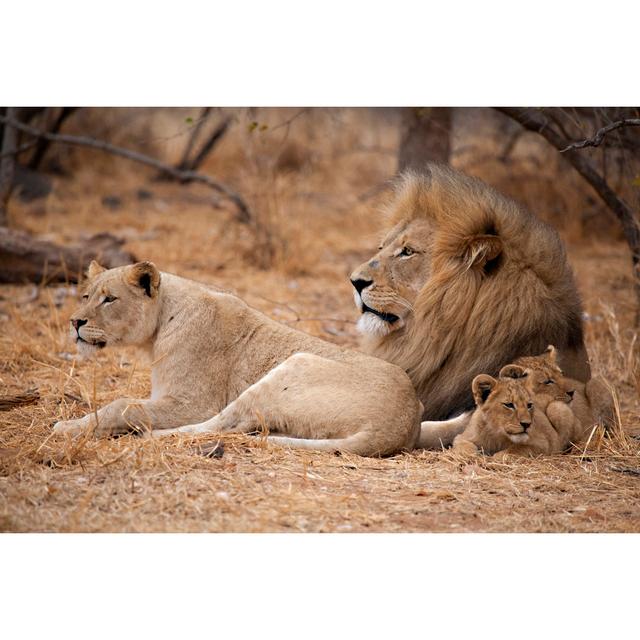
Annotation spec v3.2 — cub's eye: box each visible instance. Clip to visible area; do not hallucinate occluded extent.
[102,295,117,304]
[544,379,555,385]
[527,402,534,410]
[502,402,515,410]
[399,246,414,257]
[82,294,89,300]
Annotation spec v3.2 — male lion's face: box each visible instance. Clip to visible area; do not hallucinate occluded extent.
[473,374,535,444]
[68,261,161,358]
[350,219,434,337]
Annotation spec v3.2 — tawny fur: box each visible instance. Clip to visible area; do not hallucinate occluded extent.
[452,372,574,458]
[350,164,590,423]
[53,262,422,457]
[511,345,615,439]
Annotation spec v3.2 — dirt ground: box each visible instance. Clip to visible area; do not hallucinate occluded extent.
[1,108,639,532]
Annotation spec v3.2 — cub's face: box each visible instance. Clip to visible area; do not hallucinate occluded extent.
[473,373,535,444]
[349,218,434,337]
[69,261,161,357]
[511,346,573,403]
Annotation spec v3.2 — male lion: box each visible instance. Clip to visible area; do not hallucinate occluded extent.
[350,164,590,428]
[53,261,422,457]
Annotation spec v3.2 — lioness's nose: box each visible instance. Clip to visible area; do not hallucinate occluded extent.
[71,318,87,331]
[351,278,373,294]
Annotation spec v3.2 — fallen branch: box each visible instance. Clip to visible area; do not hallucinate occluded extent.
[0,227,136,284]
[0,388,39,411]
[561,118,640,152]
[0,114,252,224]
[495,107,640,324]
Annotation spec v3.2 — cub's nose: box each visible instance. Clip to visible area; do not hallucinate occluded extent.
[351,278,373,294]
[566,389,575,399]
[71,318,87,331]
[520,421,531,431]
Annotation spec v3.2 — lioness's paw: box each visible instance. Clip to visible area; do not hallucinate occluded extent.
[52,419,87,435]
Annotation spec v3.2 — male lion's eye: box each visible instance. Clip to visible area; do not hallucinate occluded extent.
[502,402,515,410]
[102,295,117,304]
[399,246,414,257]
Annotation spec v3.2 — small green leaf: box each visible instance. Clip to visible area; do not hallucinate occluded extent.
[632,176,640,188]
[259,124,268,132]
[185,116,194,125]
[248,121,258,132]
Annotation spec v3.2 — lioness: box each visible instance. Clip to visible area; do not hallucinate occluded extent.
[452,369,574,457]
[53,261,422,457]
[350,164,590,424]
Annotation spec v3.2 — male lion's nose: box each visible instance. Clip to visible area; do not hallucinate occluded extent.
[351,278,373,295]
[71,318,87,331]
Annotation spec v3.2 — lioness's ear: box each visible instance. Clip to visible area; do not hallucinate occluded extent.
[127,261,161,297]
[462,234,502,270]
[499,364,528,379]
[544,345,558,364]
[87,260,106,279]
[472,374,497,405]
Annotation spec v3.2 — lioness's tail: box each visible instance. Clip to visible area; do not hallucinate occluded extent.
[267,432,392,457]
[417,411,473,450]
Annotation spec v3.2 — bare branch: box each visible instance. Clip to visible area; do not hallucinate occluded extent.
[495,107,640,324]
[561,118,640,152]
[27,107,78,170]
[0,114,252,224]
[186,117,231,172]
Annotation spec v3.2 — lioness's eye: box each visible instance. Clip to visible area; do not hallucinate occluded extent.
[527,402,533,410]
[503,402,515,410]
[399,246,414,257]
[544,379,555,385]
[103,295,117,304]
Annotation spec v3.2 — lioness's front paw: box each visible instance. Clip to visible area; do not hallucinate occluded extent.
[53,419,88,435]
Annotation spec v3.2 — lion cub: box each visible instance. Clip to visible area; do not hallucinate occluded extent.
[512,345,615,441]
[452,369,570,457]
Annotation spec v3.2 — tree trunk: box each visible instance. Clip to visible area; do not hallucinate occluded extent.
[0,107,18,226]
[398,107,452,172]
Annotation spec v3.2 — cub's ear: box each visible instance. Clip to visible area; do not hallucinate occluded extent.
[499,364,528,379]
[462,234,502,270]
[127,261,161,297]
[472,374,497,406]
[544,345,558,364]
[87,260,106,279]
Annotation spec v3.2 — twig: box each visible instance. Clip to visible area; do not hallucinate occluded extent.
[0,114,252,224]
[561,118,640,152]
[187,117,231,171]
[176,107,211,171]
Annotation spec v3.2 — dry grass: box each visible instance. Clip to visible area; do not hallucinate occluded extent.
[1,108,639,532]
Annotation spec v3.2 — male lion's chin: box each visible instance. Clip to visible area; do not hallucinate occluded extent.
[508,433,529,444]
[356,312,403,337]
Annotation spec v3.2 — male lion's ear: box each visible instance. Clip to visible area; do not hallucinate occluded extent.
[472,374,497,405]
[499,364,528,379]
[87,260,106,279]
[462,234,502,270]
[127,261,161,297]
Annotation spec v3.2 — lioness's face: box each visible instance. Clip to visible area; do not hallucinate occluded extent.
[350,219,434,337]
[473,375,535,444]
[69,261,161,357]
